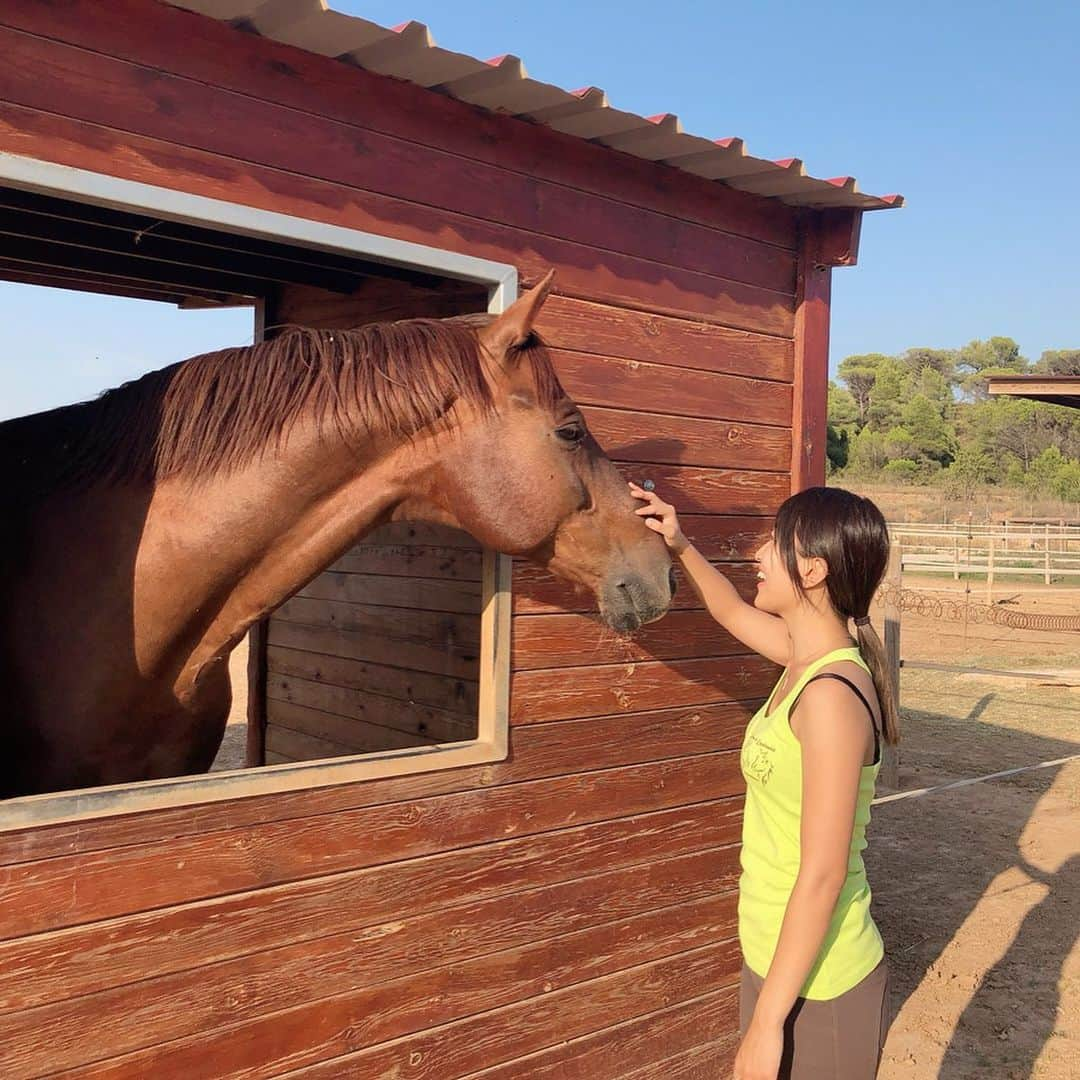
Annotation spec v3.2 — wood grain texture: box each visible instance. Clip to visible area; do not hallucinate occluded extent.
[264,703,444,758]
[268,615,480,681]
[536,295,793,379]
[223,942,740,1080]
[31,898,738,1079]
[512,558,760,615]
[295,572,482,615]
[0,762,743,941]
[0,801,742,1009]
[512,609,747,669]
[584,405,791,473]
[471,991,740,1080]
[266,655,478,719]
[4,863,729,1068]
[553,349,792,427]
[791,214,832,491]
[510,655,778,723]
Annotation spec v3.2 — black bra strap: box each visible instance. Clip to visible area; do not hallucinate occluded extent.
[791,672,881,766]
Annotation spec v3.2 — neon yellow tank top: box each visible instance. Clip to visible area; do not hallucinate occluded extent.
[738,645,884,1000]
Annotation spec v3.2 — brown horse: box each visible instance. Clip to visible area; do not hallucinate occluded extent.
[0,275,673,799]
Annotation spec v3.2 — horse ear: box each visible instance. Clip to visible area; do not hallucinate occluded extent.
[481,270,555,357]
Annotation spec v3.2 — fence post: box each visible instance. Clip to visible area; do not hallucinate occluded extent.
[986,534,995,604]
[1046,534,1052,585]
[881,542,901,790]
[953,534,960,580]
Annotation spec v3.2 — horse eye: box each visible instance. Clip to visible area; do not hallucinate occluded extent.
[556,423,585,444]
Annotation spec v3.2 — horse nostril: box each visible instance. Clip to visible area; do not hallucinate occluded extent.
[668,567,678,598]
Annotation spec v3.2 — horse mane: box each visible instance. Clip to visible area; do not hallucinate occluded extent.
[1,316,566,495]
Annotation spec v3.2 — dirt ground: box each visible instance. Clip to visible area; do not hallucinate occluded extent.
[870,578,1080,1079]
[209,641,249,772]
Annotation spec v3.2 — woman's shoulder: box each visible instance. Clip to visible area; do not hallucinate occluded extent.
[795,657,882,733]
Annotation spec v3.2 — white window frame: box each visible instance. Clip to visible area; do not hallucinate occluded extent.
[0,151,514,831]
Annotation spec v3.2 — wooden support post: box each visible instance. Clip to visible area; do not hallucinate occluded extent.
[245,620,268,767]
[881,542,901,790]
[246,293,272,768]
[986,535,995,604]
[1046,538,1052,585]
[953,535,960,581]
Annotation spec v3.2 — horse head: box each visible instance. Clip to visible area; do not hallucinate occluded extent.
[396,273,675,633]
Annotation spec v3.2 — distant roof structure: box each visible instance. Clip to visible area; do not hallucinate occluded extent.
[987,376,1080,410]
[169,0,903,212]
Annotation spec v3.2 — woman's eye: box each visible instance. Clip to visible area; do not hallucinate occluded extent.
[556,423,585,444]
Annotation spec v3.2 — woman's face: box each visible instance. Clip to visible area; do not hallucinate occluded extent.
[753,528,818,616]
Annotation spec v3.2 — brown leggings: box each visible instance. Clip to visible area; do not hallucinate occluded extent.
[739,959,891,1079]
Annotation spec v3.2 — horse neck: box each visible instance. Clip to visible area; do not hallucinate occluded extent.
[140,420,439,694]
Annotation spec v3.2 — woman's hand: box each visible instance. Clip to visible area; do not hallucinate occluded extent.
[628,482,689,555]
[733,1017,784,1080]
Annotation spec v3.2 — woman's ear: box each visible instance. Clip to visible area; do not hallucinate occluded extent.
[801,555,830,589]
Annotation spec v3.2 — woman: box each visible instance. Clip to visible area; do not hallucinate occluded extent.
[630,483,898,1080]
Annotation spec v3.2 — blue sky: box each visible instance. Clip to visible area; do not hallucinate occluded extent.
[3,0,1078,419]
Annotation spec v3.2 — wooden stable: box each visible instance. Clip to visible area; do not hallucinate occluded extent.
[0,2,899,1076]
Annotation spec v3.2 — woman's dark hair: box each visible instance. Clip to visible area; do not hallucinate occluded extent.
[775,486,899,745]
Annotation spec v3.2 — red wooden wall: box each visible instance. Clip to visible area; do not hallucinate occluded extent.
[0,1,834,1075]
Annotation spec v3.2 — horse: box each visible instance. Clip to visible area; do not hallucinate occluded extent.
[0,274,674,799]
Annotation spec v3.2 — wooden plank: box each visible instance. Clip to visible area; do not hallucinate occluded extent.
[264,723,419,764]
[537,295,793,380]
[275,278,489,327]
[295,571,481,614]
[0,758,743,941]
[671,515,773,562]
[1,851,733,1022]
[791,214,831,491]
[553,349,792,427]
[268,608,480,679]
[26,899,738,1079]
[267,649,479,716]
[268,694,469,747]
[512,558,760,615]
[328,543,484,582]
[469,991,739,1080]
[0,30,795,335]
[0,0,799,249]
[511,655,778,723]
[583,405,791,473]
[245,620,268,768]
[0,801,742,1010]
[608,463,790,516]
[266,677,474,744]
[265,704,439,761]
[271,597,481,646]
[228,942,739,1080]
[512,609,747,669]
[621,1033,740,1080]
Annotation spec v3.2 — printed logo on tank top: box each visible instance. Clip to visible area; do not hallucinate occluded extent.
[742,732,777,785]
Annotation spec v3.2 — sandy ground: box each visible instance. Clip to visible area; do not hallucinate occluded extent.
[209,638,249,772]
[871,578,1080,1079]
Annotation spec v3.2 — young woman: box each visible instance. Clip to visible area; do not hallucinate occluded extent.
[630,483,898,1080]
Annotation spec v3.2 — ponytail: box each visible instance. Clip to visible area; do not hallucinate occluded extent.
[854,617,900,745]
